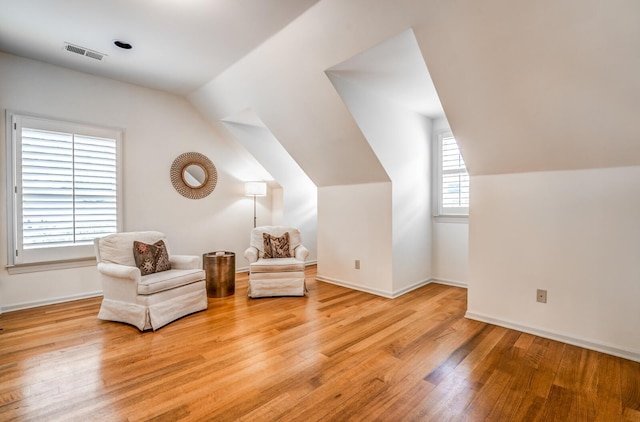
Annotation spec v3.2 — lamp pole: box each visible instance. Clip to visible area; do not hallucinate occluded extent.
[253,194,257,228]
[245,181,266,228]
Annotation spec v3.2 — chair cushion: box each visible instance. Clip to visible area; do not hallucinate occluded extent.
[137,268,205,295]
[250,257,305,273]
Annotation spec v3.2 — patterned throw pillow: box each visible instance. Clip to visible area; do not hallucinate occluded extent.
[133,240,172,276]
[263,232,291,259]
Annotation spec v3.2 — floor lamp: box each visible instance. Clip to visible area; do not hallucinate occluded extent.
[244,182,267,228]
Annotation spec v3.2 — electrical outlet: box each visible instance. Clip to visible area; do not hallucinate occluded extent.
[536,289,547,303]
[355,259,360,270]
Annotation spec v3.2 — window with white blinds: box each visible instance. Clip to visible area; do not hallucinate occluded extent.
[7,112,122,266]
[436,132,469,216]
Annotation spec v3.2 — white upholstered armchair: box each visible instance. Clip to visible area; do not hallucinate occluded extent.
[94,231,208,330]
[244,226,309,298]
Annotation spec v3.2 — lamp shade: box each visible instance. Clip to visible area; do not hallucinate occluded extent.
[244,181,267,197]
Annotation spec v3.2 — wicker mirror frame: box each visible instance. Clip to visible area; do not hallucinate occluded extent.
[170,152,217,199]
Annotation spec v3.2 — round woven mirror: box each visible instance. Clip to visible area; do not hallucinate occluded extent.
[170,152,217,199]
[183,164,208,188]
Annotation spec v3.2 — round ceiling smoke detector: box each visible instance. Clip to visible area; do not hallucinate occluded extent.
[113,40,132,50]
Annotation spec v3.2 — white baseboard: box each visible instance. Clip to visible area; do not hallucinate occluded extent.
[430,277,468,288]
[465,311,640,363]
[390,278,433,298]
[2,291,103,313]
[315,275,395,298]
[315,275,435,299]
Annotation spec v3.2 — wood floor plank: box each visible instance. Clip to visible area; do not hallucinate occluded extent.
[483,336,537,421]
[522,336,567,399]
[594,352,624,422]
[622,358,640,414]
[0,265,636,421]
[623,407,640,422]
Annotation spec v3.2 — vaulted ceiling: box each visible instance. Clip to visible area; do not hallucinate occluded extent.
[0,0,320,94]
[2,0,639,183]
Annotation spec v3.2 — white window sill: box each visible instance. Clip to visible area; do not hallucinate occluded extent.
[6,257,96,275]
[433,215,469,224]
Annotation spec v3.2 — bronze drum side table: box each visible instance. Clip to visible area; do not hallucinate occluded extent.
[203,251,235,297]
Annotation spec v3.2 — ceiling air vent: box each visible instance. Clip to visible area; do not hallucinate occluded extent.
[64,43,106,61]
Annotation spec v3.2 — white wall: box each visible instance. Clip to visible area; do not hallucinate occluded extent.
[221,120,318,262]
[317,183,393,296]
[188,0,399,188]
[432,221,468,286]
[0,52,270,311]
[326,72,432,294]
[431,117,468,286]
[467,166,640,360]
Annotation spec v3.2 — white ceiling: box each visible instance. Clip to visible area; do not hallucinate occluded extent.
[326,28,444,118]
[4,0,640,182]
[0,0,320,95]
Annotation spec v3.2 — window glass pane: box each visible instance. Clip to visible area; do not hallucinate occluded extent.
[439,134,469,213]
[20,128,118,249]
[21,129,74,249]
[442,136,466,171]
[74,135,118,242]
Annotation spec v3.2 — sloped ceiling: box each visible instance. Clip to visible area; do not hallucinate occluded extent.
[190,0,640,184]
[221,108,316,194]
[419,0,640,176]
[0,0,321,94]
[326,28,444,118]
[2,0,639,180]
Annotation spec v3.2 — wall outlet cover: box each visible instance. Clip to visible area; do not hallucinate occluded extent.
[536,289,547,303]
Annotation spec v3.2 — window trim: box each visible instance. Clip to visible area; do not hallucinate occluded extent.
[5,110,123,271]
[433,130,469,221]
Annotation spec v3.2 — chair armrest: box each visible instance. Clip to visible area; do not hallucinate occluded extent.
[97,262,140,281]
[295,245,309,262]
[244,247,258,263]
[170,255,201,270]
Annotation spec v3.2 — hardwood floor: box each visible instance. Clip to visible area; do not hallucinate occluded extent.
[1,266,639,421]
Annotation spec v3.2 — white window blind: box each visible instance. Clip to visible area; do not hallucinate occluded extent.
[436,133,469,216]
[7,112,122,267]
[21,129,118,248]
